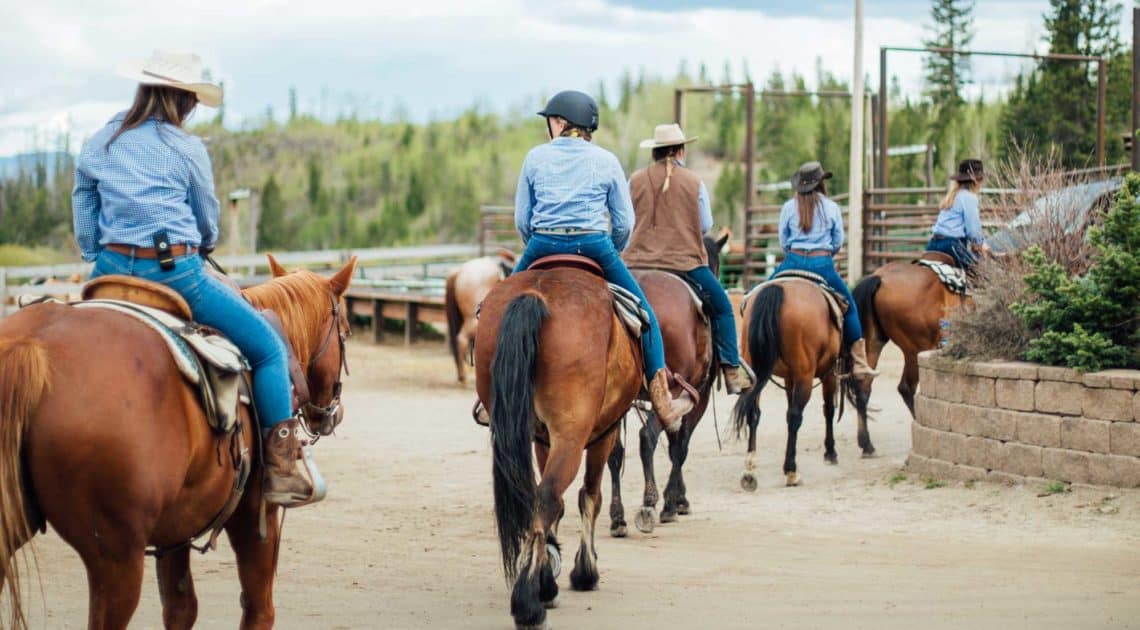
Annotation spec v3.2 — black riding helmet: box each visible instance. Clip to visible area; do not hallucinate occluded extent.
[537,90,599,132]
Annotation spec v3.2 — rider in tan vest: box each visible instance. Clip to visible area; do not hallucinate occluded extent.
[624,124,753,394]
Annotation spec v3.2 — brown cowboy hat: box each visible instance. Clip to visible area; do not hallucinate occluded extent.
[791,161,832,194]
[951,158,984,183]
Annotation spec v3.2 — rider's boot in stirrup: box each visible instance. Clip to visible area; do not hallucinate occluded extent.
[263,419,327,507]
[649,369,693,433]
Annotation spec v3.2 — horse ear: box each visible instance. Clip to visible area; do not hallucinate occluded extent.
[495,247,517,263]
[329,256,358,296]
[717,227,732,255]
[267,254,288,277]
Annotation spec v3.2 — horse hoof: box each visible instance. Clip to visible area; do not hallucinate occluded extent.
[676,502,690,515]
[610,523,628,538]
[635,507,656,533]
[543,595,559,610]
[824,453,838,465]
[660,509,677,524]
[861,450,877,459]
[786,472,801,487]
[517,621,551,630]
[741,473,758,492]
[546,544,561,579]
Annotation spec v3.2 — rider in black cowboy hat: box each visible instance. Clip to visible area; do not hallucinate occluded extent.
[927,159,992,269]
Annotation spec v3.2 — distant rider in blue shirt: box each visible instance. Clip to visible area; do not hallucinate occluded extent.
[73,50,321,507]
[513,90,693,431]
[770,161,877,379]
[927,158,992,269]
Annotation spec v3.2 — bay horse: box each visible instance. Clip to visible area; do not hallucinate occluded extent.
[445,248,516,385]
[607,230,730,536]
[0,254,355,630]
[475,259,642,630]
[852,259,966,417]
[733,279,871,489]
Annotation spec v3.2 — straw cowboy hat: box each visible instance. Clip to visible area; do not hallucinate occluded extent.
[639,123,698,149]
[116,50,223,107]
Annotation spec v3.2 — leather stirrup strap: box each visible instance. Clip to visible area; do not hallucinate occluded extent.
[671,371,700,403]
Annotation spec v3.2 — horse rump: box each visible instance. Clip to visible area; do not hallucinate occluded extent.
[852,275,887,346]
[733,285,783,437]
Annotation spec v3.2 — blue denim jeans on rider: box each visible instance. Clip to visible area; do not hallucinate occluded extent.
[682,265,740,367]
[90,250,293,427]
[925,236,975,269]
[770,253,863,346]
[513,233,666,378]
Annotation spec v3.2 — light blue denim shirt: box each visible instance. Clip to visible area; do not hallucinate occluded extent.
[514,136,636,251]
[73,112,220,262]
[931,189,985,244]
[779,195,844,254]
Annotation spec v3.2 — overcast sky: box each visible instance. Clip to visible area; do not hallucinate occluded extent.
[0,0,1129,156]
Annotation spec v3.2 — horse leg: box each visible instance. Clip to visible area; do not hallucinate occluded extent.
[83,552,146,630]
[822,373,838,465]
[606,432,628,538]
[571,431,618,592]
[898,350,919,419]
[156,548,198,630]
[455,318,477,385]
[635,417,661,533]
[740,399,762,492]
[224,490,281,630]
[783,381,810,487]
[661,423,692,521]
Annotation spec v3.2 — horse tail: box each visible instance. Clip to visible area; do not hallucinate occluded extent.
[490,292,549,580]
[444,271,463,367]
[733,285,782,437]
[0,337,50,630]
[853,274,888,345]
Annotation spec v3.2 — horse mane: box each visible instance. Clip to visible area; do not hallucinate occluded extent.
[242,270,333,367]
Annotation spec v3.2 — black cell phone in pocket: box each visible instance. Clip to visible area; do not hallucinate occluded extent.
[153,230,175,271]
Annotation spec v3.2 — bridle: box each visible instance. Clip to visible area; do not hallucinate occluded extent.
[300,291,350,441]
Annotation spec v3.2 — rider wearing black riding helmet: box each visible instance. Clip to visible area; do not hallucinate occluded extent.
[511,90,694,430]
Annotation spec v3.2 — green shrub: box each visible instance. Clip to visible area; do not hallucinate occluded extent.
[1012,173,1140,371]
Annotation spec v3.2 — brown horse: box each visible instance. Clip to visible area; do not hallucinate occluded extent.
[475,261,642,630]
[0,255,356,630]
[733,280,871,489]
[852,261,966,417]
[444,249,516,384]
[606,231,730,536]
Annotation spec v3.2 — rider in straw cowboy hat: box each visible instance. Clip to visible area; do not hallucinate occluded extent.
[511,90,694,430]
[73,50,323,507]
[927,158,992,270]
[772,161,877,379]
[623,123,754,394]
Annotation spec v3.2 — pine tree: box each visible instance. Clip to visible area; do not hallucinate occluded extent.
[922,0,975,158]
[258,174,287,249]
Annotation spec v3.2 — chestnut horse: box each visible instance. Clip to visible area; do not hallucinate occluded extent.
[444,249,515,384]
[0,255,355,630]
[606,230,730,536]
[733,280,871,489]
[852,262,966,417]
[475,262,642,630]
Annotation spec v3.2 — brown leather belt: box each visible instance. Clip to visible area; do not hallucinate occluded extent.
[790,248,832,257]
[106,243,198,258]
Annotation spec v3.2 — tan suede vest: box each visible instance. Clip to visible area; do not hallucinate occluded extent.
[623,160,708,271]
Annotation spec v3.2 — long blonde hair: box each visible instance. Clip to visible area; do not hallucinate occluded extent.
[795,181,827,231]
[939,180,980,210]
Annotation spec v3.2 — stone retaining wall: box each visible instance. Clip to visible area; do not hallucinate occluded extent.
[908,352,1140,488]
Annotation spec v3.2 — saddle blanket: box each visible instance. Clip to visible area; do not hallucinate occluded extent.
[914,259,969,296]
[739,270,846,332]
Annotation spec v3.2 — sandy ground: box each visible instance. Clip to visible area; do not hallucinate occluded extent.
[14,337,1140,630]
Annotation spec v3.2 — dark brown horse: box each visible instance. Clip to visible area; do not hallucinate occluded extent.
[475,260,642,630]
[733,280,871,489]
[444,248,516,385]
[0,255,355,630]
[606,230,730,536]
[852,261,966,416]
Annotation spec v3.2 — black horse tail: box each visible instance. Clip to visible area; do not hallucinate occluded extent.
[852,274,887,346]
[444,271,462,367]
[733,285,783,437]
[490,292,549,580]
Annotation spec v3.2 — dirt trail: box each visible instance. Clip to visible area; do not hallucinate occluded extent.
[15,340,1140,629]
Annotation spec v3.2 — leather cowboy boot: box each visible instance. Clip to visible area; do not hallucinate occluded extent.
[721,364,755,395]
[263,419,326,507]
[649,369,693,433]
[850,339,879,379]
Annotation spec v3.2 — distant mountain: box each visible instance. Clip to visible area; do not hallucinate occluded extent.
[0,151,72,179]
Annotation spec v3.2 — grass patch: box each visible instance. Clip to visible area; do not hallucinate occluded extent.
[887,472,908,487]
[0,244,73,267]
[922,476,947,490]
[1039,480,1071,496]
[964,479,976,489]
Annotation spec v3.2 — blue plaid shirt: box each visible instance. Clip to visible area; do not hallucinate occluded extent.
[72,112,220,262]
[514,137,635,251]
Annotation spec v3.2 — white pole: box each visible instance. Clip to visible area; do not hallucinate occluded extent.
[847,0,865,282]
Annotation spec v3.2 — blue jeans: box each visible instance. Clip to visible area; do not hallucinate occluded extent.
[514,233,666,378]
[682,266,740,366]
[926,236,975,269]
[771,253,863,346]
[90,250,293,427]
